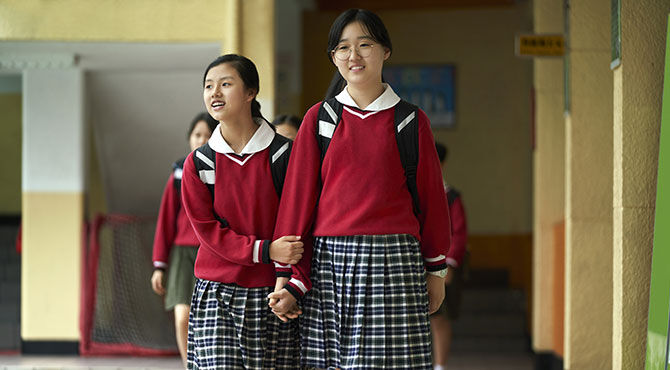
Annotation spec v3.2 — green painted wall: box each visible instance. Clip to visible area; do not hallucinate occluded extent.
[646,14,670,370]
[0,75,22,215]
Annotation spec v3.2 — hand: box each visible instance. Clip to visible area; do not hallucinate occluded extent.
[269,277,289,308]
[268,280,302,322]
[151,269,165,296]
[426,274,445,314]
[269,235,304,265]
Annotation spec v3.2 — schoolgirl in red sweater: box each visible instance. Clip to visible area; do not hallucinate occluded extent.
[181,54,302,369]
[268,8,452,370]
[150,111,217,365]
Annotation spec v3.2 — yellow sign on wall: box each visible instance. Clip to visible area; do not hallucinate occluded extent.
[516,34,565,57]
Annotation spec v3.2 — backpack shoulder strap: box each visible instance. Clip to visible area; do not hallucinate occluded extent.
[172,157,186,192]
[446,187,461,207]
[192,143,228,228]
[268,133,292,198]
[394,99,421,216]
[316,97,344,160]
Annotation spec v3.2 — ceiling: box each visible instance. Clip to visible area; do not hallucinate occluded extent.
[0,42,221,72]
[315,0,516,11]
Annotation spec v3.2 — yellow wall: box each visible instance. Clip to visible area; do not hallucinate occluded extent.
[0,93,22,215]
[302,5,533,235]
[563,0,614,367]
[532,0,565,353]
[0,0,227,42]
[22,192,83,340]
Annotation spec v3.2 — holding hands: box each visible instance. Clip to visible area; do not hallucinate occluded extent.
[268,277,302,322]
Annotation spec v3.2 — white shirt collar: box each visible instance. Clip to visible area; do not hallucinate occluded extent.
[208,118,275,155]
[335,83,401,111]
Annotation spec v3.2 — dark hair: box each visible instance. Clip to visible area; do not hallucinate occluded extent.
[435,141,448,163]
[187,112,218,139]
[203,54,265,120]
[324,9,393,99]
[271,114,302,130]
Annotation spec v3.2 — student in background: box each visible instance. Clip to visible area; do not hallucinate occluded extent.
[431,141,469,370]
[150,111,217,366]
[272,114,301,141]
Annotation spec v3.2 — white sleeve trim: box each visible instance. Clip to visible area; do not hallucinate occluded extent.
[252,240,261,263]
[274,262,291,268]
[153,261,168,269]
[424,254,446,263]
[289,278,308,294]
[446,257,459,268]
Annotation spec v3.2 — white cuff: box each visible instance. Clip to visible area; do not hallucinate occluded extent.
[289,278,308,294]
[424,254,446,263]
[252,240,261,263]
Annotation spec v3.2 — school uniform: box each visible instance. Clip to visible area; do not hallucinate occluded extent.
[181,120,298,370]
[151,162,200,310]
[273,85,451,369]
[432,185,468,320]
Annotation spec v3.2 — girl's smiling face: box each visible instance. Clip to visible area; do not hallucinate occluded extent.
[203,62,255,122]
[331,21,390,89]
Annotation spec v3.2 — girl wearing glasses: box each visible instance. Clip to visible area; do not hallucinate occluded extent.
[268,8,451,369]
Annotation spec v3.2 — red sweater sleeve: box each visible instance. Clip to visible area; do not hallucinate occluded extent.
[446,195,468,267]
[272,104,322,297]
[416,109,451,272]
[181,152,269,266]
[152,174,178,269]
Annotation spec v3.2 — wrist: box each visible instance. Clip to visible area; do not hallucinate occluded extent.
[427,268,447,278]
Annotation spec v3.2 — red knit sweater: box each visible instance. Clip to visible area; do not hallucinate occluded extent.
[151,173,199,269]
[274,88,451,298]
[181,124,281,287]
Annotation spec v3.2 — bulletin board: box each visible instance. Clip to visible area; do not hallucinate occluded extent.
[383,65,456,128]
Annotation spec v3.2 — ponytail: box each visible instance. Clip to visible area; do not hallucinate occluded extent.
[325,71,346,100]
[251,98,265,121]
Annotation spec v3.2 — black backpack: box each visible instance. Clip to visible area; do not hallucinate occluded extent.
[172,157,186,193]
[316,98,422,215]
[446,187,461,207]
[192,134,292,228]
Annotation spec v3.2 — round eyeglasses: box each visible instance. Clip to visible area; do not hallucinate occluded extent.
[331,43,375,61]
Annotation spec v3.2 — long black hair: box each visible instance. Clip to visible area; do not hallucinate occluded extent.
[203,54,265,121]
[187,112,218,139]
[324,9,393,99]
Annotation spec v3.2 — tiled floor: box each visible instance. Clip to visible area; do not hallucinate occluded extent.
[0,352,534,370]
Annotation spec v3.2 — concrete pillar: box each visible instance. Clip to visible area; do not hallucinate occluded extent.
[563,0,613,368]
[223,0,277,119]
[612,1,670,369]
[21,63,84,345]
[532,0,565,356]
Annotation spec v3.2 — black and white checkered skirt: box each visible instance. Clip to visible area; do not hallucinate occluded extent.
[300,234,432,369]
[187,279,299,369]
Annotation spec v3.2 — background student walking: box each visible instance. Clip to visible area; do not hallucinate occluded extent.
[268,9,452,369]
[150,111,217,366]
[431,141,469,370]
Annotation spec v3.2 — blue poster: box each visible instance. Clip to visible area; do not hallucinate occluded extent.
[384,65,456,128]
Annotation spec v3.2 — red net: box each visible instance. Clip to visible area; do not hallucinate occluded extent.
[80,214,178,356]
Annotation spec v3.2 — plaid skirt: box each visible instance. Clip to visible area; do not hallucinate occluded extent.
[300,234,432,369]
[187,279,299,369]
